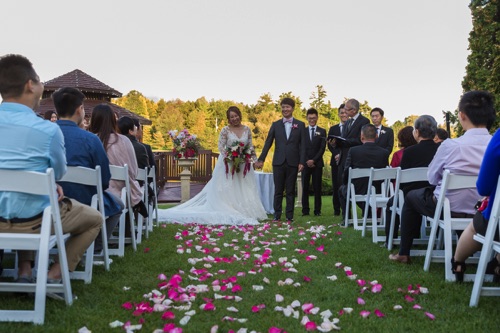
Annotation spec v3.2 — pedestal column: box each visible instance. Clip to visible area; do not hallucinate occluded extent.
[177,158,196,203]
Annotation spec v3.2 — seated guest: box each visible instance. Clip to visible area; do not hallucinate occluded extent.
[117,116,149,172]
[384,115,439,246]
[133,118,155,169]
[53,87,124,254]
[0,54,101,290]
[339,124,390,218]
[390,126,417,168]
[89,104,148,217]
[44,109,58,122]
[453,100,500,282]
[434,128,449,144]
[389,90,496,264]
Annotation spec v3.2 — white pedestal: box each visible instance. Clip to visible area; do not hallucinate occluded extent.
[177,159,196,203]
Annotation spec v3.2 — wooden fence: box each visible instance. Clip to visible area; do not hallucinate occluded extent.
[153,150,218,184]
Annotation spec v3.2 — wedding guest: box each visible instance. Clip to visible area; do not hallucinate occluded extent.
[89,104,147,216]
[327,104,348,216]
[434,128,449,144]
[159,106,266,225]
[255,97,307,223]
[44,109,58,122]
[133,118,155,169]
[371,107,394,152]
[332,98,370,218]
[384,116,439,246]
[452,99,500,282]
[53,87,124,254]
[0,54,101,293]
[301,108,326,216]
[117,116,149,171]
[338,124,390,218]
[390,126,417,168]
[389,90,495,264]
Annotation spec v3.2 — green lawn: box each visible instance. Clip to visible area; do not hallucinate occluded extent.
[0,197,498,332]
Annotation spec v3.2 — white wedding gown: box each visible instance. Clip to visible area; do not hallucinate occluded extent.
[157,126,268,225]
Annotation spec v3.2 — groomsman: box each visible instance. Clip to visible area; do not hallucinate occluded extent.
[327,104,348,216]
[255,98,307,223]
[301,108,327,216]
[371,107,394,152]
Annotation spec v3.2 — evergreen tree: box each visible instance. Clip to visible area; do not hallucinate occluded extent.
[460,0,500,134]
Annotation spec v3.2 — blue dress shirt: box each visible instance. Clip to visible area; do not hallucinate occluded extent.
[56,120,122,217]
[0,102,67,219]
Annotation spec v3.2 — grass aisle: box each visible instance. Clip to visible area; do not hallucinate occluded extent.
[0,197,498,332]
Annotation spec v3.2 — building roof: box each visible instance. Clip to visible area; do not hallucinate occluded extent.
[37,69,152,125]
[42,69,121,100]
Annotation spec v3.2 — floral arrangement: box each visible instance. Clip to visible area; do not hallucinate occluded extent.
[168,129,201,160]
[224,140,254,178]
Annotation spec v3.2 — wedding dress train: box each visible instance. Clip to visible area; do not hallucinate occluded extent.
[157,126,268,225]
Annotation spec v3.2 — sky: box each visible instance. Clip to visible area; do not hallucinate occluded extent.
[1,0,473,125]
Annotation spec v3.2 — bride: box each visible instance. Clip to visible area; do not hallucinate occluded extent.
[157,106,268,225]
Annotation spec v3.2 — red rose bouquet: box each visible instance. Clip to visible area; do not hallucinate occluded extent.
[223,140,254,178]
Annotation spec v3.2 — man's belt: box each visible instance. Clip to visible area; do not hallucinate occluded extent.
[0,211,44,223]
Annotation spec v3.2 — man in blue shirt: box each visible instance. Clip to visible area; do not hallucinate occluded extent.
[0,54,102,288]
[53,87,124,254]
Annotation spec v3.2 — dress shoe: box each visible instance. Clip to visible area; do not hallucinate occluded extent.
[388,253,410,264]
[334,211,341,216]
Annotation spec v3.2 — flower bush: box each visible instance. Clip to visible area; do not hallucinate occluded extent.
[168,129,201,160]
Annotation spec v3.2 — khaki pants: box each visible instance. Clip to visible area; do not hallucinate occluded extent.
[0,198,102,271]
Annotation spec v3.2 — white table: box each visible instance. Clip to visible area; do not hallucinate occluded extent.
[254,171,275,214]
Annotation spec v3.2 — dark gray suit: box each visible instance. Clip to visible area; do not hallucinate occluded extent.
[375,125,394,153]
[327,123,343,214]
[259,118,307,220]
[302,126,327,215]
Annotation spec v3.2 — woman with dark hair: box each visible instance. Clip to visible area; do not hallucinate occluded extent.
[44,110,58,122]
[89,104,144,211]
[390,126,418,168]
[158,106,267,225]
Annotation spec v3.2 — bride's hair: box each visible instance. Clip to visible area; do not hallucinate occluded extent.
[226,106,242,121]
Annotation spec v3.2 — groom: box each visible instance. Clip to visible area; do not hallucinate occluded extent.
[255,97,306,222]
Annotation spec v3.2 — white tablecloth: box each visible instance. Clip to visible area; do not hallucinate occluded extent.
[254,171,274,214]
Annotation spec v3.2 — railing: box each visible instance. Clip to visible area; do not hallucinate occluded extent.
[153,150,218,183]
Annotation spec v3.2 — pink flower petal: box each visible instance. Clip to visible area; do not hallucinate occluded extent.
[161,311,175,320]
[316,245,324,252]
[303,276,312,282]
[413,304,422,310]
[269,328,283,333]
[357,279,366,287]
[425,312,436,320]
[122,302,133,310]
[305,321,317,331]
[374,309,385,317]
[357,297,365,305]
[371,283,383,293]
[404,295,415,302]
[360,310,371,318]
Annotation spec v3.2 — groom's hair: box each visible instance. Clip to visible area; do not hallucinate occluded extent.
[226,106,242,121]
[281,97,295,109]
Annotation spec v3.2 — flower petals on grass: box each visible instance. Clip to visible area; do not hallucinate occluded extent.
[425,312,436,320]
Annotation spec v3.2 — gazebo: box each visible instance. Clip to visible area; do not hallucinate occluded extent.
[36,69,152,125]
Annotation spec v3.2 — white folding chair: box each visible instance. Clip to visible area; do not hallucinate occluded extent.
[108,165,137,257]
[470,174,500,307]
[344,167,372,230]
[387,167,430,251]
[148,165,159,228]
[424,170,479,281]
[363,167,398,243]
[59,166,110,278]
[135,167,148,244]
[0,168,73,324]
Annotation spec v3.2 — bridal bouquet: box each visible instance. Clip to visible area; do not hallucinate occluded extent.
[168,129,201,160]
[224,140,254,178]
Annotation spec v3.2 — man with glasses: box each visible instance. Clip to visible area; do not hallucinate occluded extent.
[330,98,369,217]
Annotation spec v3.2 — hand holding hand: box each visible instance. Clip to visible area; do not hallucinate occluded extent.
[254,161,263,169]
[306,159,315,168]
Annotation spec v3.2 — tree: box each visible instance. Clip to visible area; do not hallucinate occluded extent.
[459,0,500,135]
[114,90,149,118]
[309,85,335,129]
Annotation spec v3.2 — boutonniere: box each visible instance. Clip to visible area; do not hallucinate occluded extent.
[380,129,386,135]
[292,124,298,129]
[314,131,321,136]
